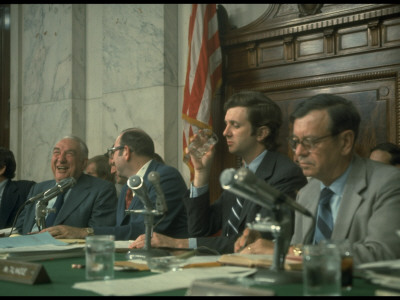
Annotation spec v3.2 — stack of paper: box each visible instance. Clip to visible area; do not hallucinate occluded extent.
[0,232,85,261]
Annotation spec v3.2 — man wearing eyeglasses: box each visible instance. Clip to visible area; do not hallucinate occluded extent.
[42,128,189,240]
[235,94,400,265]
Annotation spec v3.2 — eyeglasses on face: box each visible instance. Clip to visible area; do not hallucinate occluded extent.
[287,134,336,152]
[107,145,124,157]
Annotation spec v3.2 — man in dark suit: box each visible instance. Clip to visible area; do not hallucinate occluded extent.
[129,91,307,254]
[44,128,188,240]
[16,136,117,235]
[0,147,35,230]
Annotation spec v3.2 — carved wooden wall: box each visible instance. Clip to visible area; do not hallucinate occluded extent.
[208,4,400,202]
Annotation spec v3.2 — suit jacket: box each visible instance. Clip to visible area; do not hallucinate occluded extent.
[291,155,400,265]
[0,179,36,229]
[184,150,308,254]
[93,160,189,240]
[16,174,117,234]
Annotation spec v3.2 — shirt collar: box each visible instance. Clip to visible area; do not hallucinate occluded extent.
[245,150,268,174]
[320,159,353,196]
[136,159,152,178]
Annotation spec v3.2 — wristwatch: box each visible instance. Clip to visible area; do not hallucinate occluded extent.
[86,227,94,236]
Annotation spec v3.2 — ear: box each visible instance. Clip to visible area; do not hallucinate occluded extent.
[81,158,88,171]
[123,145,132,161]
[256,126,270,142]
[0,165,6,176]
[340,130,355,155]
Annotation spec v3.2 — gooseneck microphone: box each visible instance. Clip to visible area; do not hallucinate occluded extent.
[41,177,77,204]
[127,175,154,210]
[220,167,313,217]
[35,177,77,230]
[27,177,77,204]
[147,171,167,214]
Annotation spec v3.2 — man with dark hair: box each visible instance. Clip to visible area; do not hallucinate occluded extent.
[16,136,117,235]
[235,94,400,265]
[130,90,307,253]
[43,128,188,240]
[0,147,35,229]
[369,142,400,168]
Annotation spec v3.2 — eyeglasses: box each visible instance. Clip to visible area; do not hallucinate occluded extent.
[287,134,336,152]
[107,145,124,157]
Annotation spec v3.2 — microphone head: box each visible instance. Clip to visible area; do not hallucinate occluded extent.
[59,177,77,187]
[147,171,160,184]
[127,175,143,190]
[219,168,236,189]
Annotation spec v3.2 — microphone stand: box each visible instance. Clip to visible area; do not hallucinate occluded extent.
[124,208,170,259]
[247,203,303,284]
[36,198,56,231]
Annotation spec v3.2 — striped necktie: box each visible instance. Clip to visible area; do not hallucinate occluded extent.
[45,192,65,227]
[314,187,334,244]
[226,197,243,237]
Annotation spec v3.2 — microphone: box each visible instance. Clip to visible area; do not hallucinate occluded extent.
[41,177,77,204]
[27,191,46,204]
[147,171,167,214]
[29,177,76,205]
[127,175,154,210]
[35,177,76,229]
[220,167,313,217]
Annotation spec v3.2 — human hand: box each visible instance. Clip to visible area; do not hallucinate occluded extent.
[40,225,86,239]
[129,232,188,249]
[234,228,261,252]
[239,238,275,255]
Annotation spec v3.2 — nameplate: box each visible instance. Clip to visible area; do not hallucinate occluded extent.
[0,259,51,284]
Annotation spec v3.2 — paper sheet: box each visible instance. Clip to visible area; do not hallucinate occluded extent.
[73,266,256,296]
[0,232,68,250]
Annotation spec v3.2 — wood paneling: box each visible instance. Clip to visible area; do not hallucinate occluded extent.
[210,4,400,201]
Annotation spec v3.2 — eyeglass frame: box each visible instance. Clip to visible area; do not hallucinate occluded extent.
[107,145,124,157]
[287,133,338,152]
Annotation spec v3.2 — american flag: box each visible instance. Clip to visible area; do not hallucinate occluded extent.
[182,4,222,181]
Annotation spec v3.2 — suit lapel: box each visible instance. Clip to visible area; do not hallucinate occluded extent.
[332,156,365,240]
[55,175,90,224]
[237,152,276,225]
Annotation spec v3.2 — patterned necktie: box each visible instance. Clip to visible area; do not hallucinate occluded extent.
[226,197,244,237]
[45,193,65,227]
[314,187,334,244]
[125,188,133,209]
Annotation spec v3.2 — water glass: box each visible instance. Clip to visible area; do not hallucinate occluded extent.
[85,235,115,280]
[302,243,342,296]
[336,239,353,289]
[183,128,218,163]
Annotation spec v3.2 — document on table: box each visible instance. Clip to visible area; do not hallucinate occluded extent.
[73,266,257,296]
[0,232,85,261]
[0,231,68,249]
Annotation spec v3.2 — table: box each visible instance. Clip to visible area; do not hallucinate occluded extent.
[0,253,386,296]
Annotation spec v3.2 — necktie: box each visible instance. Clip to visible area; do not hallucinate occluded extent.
[314,187,334,244]
[125,188,133,209]
[45,193,65,227]
[226,197,243,237]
